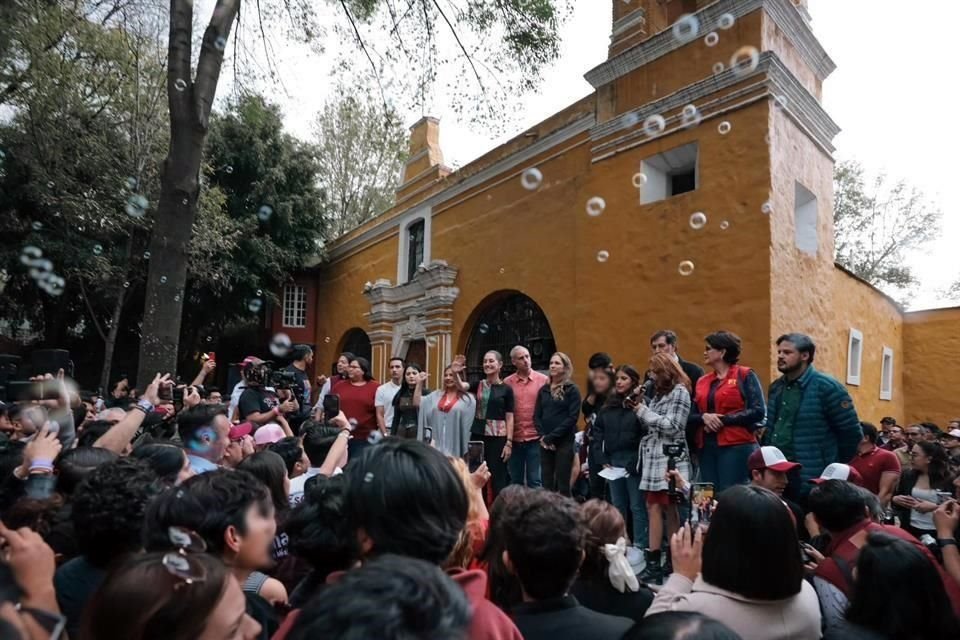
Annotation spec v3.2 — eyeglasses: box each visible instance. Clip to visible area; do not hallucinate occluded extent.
[163,526,208,586]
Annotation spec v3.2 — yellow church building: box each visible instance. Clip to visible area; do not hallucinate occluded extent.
[274,0,958,428]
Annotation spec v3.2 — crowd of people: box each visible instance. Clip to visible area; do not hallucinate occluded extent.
[1,328,960,639]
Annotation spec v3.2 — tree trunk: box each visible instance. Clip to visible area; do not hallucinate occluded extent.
[136,0,239,387]
[99,286,127,395]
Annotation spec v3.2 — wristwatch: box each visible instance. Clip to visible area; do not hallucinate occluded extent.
[937,538,958,549]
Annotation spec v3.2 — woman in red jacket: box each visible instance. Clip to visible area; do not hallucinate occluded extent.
[690,331,766,492]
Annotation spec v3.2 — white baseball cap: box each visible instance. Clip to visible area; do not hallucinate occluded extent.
[747,446,802,473]
[810,463,863,486]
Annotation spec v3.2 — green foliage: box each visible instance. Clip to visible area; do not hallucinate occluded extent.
[314,88,408,238]
[833,159,941,301]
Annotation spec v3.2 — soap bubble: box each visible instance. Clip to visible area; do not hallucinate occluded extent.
[125,177,137,190]
[20,246,42,265]
[224,166,233,174]
[689,212,708,229]
[248,298,263,313]
[773,94,788,110]
[718,121,732,135]
[427,336,438,346]
[713,62,725,74]
[704,32,719,47]
[270,333,292,357]
[643,114,666,137]
[182,198,189,205]
[761,201,773,215]
[47,181,55,189]
[678,260,696,276]
[479,323,489,335]
[324,336,331,343]
[596,250,610,263]
[143,251,151,259]
[214,36,227,51]
[257,205,273,222]
[159,276,167,284]
[499,267,506,274]
[720,220,730,230]
[730,46,760,76]
[622,112,640,129]
[123,281,130,288]
[93,244,103,255]
[672,14,700,44]
[585,197,606,217]
[174,295,180,302]
[717,13,736,30]
[681,104,702,128]
[174,78,187,92]
[521,168,543,191]
[632,173,647,188]
[206,336,213,343]
[31,221,42,231]
[126,194,148,218]
[256,289,263,296]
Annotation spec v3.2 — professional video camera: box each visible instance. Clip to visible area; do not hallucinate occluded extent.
[269,369,297,390]
[663,442,686,504]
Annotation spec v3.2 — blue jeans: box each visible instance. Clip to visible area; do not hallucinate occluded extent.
[699,441,757,493]
[508,440,542,488]
[608,475,648,548]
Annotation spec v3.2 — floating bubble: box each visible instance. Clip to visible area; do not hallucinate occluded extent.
[720,220,730,230]
[270,333,292,357]
[689,212,708,229]
[31,221,42,231]
[224,166,233,174]
[248,298,263,313]
[643,114,666,137]
[521,167,543,191]
[363,471,375,483]
[21,246,42,264]
[427,336,438,346]
[174,294,180,302]
[479,323,489,335]
[256,289,263,296]
[214,36,227,51]
[730,46,760,76]
[47,181,55,189]
[206,336,213,343]
[718,121,732,135]
[678,260,696,276]
[672,14,700,44]
[143,251,151,259]
[126,194,148,218]
[761,201,773,215]
[622,112,640,130]
[681,104,702,128]
[174,78,187,92]
[123,281,130,288]
[773,94,788,110]
[93,244,103,255]
[126,177,137,190]
[585,197,606,217]
[181,198,188,205]
[160,276,167,284]
[257,205,273,222]
[498,267,505,274]
[324,336,331,343]
[704,32,719,47]
[632,173,647,188]
[717,13,736,30]
[713,61,725,74]
[596,250,610,263]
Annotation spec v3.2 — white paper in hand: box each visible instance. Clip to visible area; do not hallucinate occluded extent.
[598,467,629,481]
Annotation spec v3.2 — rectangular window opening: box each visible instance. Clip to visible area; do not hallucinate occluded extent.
[880,347,894,401]
[282,285,307,328]
[847,329,863,386]
[639,142,698,205]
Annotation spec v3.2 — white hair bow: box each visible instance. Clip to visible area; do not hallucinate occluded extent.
[602,537,640,593]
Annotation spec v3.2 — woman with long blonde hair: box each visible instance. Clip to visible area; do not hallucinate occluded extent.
[534,352,582,495]
[635,352,692,584]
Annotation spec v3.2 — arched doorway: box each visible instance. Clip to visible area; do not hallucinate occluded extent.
[464,292,556,383]
[340,328,372,364]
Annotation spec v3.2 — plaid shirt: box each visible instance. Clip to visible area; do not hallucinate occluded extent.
[636,384,692,492]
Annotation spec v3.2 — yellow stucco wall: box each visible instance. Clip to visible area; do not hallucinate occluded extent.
[904,308,960,427]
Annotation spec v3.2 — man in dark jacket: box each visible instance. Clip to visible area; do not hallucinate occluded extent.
[650,330,703,389]
[502,490,633,640]
[764,333,862,501]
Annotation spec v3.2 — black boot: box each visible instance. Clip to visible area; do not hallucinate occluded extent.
[638,549,663,584]
[664,547,673,577]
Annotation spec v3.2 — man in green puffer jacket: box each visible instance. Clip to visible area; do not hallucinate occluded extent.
[764,333,862,503]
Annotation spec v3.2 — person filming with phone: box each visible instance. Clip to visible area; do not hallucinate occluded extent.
[632,353,693,584]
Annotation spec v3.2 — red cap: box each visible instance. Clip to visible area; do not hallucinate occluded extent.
[228,422,253,441]
[747,446,802,473]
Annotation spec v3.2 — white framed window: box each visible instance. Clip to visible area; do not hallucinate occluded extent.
[847,328,863,386]
[794,182,818,256]
[880,346,894,401]
[282,284,307,328]
[639,142,698,205]
[397,208,431,284]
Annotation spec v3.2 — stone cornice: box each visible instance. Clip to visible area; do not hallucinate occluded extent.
[612,8,646,38]
[584,0,836,89]
[590,51,839,159]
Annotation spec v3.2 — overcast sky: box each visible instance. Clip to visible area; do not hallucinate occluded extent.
[233,0,957,311]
